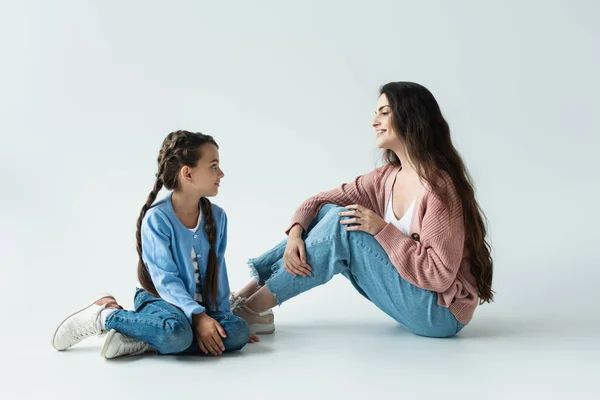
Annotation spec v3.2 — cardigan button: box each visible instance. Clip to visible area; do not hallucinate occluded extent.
[411,233,420,241]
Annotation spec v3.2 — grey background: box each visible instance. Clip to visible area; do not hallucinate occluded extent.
[1,1,598,399]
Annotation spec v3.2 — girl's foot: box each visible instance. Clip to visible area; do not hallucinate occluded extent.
[52,294,122,351]
[100,329,152,359]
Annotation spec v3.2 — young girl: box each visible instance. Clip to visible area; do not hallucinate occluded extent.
[231,82,494,338]
[52,131,258,358]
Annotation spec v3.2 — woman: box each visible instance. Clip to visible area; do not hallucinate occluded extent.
[231,82,493,338]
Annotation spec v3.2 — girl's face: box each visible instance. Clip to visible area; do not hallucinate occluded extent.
[180,144,224,197]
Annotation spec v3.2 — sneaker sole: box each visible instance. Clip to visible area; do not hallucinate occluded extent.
[51,292,114,351]
[100,329,117,359]
[101,329,151,359]
[250,323,275,335]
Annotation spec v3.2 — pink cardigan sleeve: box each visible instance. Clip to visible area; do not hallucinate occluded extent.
[374,185,465,293]
[285,167,384,235]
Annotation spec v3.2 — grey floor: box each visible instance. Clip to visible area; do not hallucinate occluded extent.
[5,296,599,400]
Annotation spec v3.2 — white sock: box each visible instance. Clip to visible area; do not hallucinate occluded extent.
[100,308,117,331]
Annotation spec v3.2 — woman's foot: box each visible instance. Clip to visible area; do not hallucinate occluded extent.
[231,296,275,335]
[100,329,153,359]
[52,294,122,351]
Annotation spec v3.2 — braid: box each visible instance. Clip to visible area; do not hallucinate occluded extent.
[158,132,187,189]
[200,197,219,310]
[136,177,164,297]
[136,132,185,297]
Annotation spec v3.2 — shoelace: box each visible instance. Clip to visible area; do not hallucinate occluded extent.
[72,322,98,341]
[231,297,274,317]
[117,336,149,357]
[230,296,246,312]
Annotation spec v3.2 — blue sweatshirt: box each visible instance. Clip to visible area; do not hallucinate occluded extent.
[140,193,231,322]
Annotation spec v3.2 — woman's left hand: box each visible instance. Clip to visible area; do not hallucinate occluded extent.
[339,205,387,236]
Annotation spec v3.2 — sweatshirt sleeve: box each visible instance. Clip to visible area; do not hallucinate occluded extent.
[285,167,383,235]
[374,186,465,293]
[141,209,205,322]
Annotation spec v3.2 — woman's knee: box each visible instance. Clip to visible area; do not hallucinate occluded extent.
[320,204,345,219]
[312,205,347,233]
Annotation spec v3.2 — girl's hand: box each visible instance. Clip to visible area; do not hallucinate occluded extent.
[192,312,227,356]
[339,205,387,236]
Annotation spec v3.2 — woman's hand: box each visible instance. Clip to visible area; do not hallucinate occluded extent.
[284,224,312,277]
[339,205,387,236]
[192,312,227,356]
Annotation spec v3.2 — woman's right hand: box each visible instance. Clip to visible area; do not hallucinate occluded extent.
[192,312,226,356]
[284,225,312,277]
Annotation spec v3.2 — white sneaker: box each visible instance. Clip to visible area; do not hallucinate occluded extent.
[51,293,116,351]
[100,329,152,359]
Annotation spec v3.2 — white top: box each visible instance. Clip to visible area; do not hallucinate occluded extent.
[188,212,203,302]
[384,191,414,236]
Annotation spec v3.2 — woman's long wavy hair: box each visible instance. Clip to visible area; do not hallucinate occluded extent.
[381,82,494,303]
[136,130,221,309]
